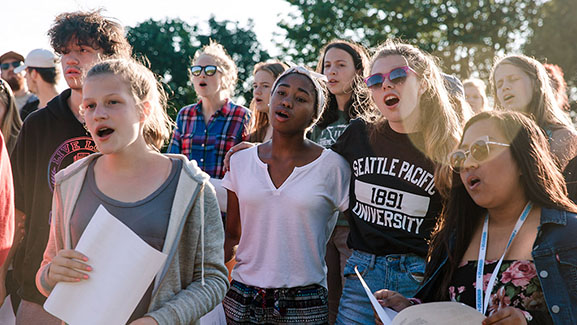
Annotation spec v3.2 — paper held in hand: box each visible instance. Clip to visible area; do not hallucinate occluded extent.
[44,205,168,325]
[354,266,486,325]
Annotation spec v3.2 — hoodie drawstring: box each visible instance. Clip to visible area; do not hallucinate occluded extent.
[200,184,206,286]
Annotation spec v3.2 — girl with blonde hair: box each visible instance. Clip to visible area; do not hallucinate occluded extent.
[36,58,228,324]
[0,78,22,153]
[333,39,464,324]
[168,40,251,179]
[491,54,577,168]
[463,78,489,114]
[248,61,287,142]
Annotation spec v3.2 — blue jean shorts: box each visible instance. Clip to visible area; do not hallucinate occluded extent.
[336,250,425,324]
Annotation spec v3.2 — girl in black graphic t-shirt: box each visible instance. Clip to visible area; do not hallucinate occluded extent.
[332,39,467,324]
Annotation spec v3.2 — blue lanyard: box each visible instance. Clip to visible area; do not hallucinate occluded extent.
[475,202,533,315]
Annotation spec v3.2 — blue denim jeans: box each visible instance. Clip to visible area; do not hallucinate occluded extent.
[336,250,425,324]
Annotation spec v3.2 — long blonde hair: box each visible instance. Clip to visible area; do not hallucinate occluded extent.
[192,40,238,99]
[491,55,573,130]
[0,79,22,153]
[369,39,463,197]
[463,78,488,107]
[249,61,287,142]
[86,58,173,151]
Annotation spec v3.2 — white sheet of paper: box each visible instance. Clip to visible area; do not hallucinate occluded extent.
[354,266,398,324]
[392,301,486,325]
[44,205,168,325]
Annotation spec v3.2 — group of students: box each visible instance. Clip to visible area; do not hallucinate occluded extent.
[217,39,577,325]
[1,9,577,325]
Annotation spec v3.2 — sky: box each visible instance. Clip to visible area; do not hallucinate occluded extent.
[0,0,294,59]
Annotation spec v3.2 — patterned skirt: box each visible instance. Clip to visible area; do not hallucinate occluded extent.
[223,280,329,324]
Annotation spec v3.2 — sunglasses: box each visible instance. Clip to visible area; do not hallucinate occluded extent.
[190,65,220,77]
[1,61,23,70]
[364,66,416,89]
[449,136,510,173]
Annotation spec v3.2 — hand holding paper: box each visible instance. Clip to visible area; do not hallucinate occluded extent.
[45,249,92,287]
[354,266,486,325]
[354,266,398,324]
[44,205,168,325]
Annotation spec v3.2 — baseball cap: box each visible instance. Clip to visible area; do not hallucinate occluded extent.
[14,49,58,73]
[0,51,25,63]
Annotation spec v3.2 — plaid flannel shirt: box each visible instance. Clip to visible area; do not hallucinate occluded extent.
[168,99,251,178]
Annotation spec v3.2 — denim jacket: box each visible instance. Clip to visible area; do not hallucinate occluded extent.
[416,208,577,324]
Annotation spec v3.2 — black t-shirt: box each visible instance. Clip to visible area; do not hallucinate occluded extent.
[332,118,442,257]
[11,89,98,304]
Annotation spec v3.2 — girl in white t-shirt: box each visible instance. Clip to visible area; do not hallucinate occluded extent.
[222,66,350,324]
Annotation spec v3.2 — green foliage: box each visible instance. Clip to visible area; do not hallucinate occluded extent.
[127,18,199,119]
[278,0,540,81]
[127,17,270,121]
[525,0,577,95]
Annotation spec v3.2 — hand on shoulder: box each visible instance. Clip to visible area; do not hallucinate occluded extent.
[224,141,257,171]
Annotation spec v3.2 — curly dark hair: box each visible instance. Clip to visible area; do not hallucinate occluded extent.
[48,10,131,58]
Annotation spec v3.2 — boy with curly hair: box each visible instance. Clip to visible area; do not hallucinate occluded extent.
[4,10,131,323]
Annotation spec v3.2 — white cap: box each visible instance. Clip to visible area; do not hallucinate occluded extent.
[14,49,58,73]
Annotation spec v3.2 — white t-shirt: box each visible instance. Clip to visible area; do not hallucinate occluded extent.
[222,146,350,289]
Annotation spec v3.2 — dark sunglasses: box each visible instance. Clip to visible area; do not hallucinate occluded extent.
[364,66,416,89]
[0,61,23,70]
[190,65,220,77]
[449,136,510,173]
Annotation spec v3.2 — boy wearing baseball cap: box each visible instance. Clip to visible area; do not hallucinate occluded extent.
[15,49,60,120]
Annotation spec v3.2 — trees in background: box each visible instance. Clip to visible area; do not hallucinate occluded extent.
[524,0,577,99]
[277,0,541,82]
[126,0,577,118]
[127,18,198,118]
[127,17,269,119]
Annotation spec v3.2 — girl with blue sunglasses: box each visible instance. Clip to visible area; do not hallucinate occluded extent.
[333,39,465,324]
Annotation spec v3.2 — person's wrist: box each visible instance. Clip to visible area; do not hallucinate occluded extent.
[521,310,532,323]
[46,264,55,287]
[407,297,421,305]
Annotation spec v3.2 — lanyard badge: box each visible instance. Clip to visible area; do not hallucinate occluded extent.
[475,202,532,315]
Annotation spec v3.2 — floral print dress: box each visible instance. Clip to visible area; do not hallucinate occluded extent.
[448,260,552,324]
